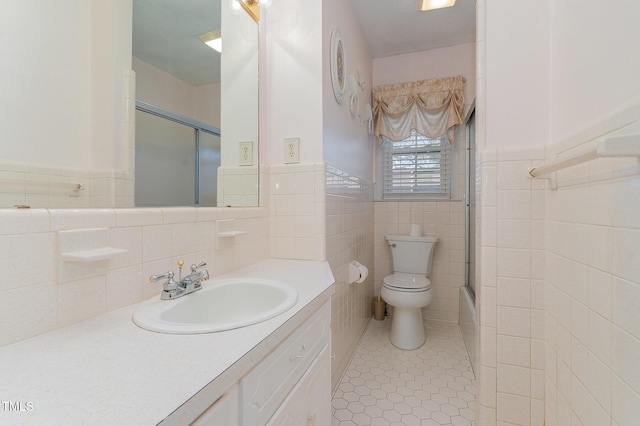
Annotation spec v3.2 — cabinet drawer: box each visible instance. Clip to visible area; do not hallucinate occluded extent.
[191,384,238,426]
[240,303,330,425]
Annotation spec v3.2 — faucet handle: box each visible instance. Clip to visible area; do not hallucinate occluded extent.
[149,271,177,291]
[190,262,207,273]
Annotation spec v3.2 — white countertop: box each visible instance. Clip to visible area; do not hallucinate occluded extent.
[0,259,335,425]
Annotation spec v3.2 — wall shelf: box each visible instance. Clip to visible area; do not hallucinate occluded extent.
[218,231,249,238]
[216,219,248,250]
[61,247,127,262]
[57,228,127,282]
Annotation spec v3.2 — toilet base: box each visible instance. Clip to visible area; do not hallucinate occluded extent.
[390,307,425,350]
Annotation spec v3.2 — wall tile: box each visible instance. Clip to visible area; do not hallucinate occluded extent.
[0,209,50,235]
[497,363,530,396]
[497,335,531,367]
[142,224,172,263]
[106,265,143,311]
[497,392,530,424]
[57,275,107,327]
[497,306,531,338]
[612,375,640,425]
[612,325,640,394]
[0,233,56,292]
[612,228,640,283]
[49,209,116,231]
[497,190,531,220]
[0,283,57,347]
[115,208,162,227]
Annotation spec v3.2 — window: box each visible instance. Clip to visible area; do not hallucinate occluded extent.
[381,130,452,199]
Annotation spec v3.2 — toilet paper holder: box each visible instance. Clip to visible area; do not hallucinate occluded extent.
[348,261,368,284]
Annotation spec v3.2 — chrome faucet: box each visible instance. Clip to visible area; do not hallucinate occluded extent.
[149,261,210,300]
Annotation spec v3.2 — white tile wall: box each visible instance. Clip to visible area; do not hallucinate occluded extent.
[0,161,135,209]
[269,162,327,261]
[477,109,640,426]
[217,165,259,207]
[325,164,375,392]
[543,120,640,426]
[0,205,269,347]
[374,200,466,323]
[476,146,546,426]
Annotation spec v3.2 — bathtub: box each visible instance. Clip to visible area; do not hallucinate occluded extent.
[459,285,476,373]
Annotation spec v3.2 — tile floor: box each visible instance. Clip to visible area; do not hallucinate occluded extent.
[332,318,476,426]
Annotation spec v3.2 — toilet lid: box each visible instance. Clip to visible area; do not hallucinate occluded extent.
[383,273,431,291]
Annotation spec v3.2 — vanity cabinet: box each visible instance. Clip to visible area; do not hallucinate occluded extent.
[185,302,331,426]
[266,345,330,426]
[192,384,238,426]
[240,302,331,425]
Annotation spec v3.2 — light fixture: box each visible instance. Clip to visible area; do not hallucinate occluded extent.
[417,0,456,11]
[199,30,222,53]
[237,0,260,22]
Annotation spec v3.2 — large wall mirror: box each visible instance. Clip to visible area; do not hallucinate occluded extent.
[133,0,259,207]
[0,0,258,209]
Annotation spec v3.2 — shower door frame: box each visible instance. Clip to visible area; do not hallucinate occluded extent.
[464,106,476,299]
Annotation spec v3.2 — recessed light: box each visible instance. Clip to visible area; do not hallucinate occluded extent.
[417,0,456,11]
[199,30,222,53]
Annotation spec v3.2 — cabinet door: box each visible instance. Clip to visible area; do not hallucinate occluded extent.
[191,384,238,426]
[267,344,330,426]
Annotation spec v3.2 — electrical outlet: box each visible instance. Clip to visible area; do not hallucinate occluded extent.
[238,141,253,166]
[284,138,299,163]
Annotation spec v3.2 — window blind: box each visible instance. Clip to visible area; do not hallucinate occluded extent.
[382,131,451,199]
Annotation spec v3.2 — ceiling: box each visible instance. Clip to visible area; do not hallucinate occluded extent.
[351,0,476,58]
[132,0,221,86]
[132,0,476,86]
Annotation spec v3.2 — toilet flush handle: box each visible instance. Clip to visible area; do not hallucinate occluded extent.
[390,243,396,248]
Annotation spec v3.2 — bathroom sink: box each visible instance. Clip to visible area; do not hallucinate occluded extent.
[133,278,298,334]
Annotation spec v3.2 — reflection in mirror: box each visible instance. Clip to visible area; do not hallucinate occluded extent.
[133,0,259,207]
[134,103,221,206]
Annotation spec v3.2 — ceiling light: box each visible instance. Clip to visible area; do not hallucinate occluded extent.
[199,30,222,53]
[417,0,456,11]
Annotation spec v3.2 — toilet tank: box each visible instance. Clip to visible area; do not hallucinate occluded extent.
[385,235,438,276]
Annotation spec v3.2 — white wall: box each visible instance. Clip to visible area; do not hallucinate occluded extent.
[0,0,131,172]
[262,0,324,165]
[322,0,373,180]
[221,0,258,166]
[550,0,640,143]
[0,0,89,169]
[374,42,476,116]
[483,0,550,150]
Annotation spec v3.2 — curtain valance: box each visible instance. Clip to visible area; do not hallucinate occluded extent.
[373,75,466,146]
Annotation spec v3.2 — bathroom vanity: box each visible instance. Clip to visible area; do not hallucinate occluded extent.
[0,259,334,425]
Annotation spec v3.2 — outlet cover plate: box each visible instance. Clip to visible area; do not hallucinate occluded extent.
[284,138,300,164]
[239,141,253,166]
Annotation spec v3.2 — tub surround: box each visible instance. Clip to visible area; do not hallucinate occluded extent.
[0,259,334,425]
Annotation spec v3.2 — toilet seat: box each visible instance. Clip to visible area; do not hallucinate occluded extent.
[383,273,431,292]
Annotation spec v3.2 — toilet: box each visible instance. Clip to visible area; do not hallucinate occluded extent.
[381,235,438,350]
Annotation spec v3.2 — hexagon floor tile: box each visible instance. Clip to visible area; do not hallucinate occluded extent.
[332,318,476,426]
